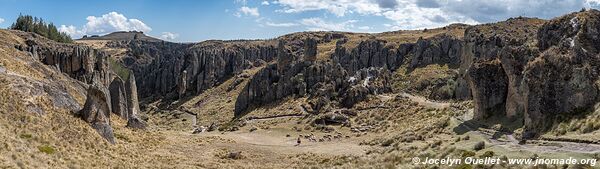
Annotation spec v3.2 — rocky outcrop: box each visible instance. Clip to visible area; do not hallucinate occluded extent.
[304,38,317,62]
[521,10,600,135]
[125,71,146,129]
[468,60,508,120]
[79,82,115,144]
[119,40,278,100]
[409,35,462,69]
[332,38,404,72]
[15,36,111,85]
[463,10,600,136]
[109,76,128,119]
[235,37,393,117]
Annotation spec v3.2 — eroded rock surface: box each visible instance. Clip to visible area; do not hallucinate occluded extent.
[79,82,115,144]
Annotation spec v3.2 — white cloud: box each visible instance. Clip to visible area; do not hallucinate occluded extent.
[275,0,382,16]
[59,12,152,38]
[160,32,179,40]
[300,18,357,31]
[381,4,479,30]
[237,6,260,17]
[262,1,270,5]
[58,25,84,37]
[0,18,4,24]
[273,0,599,31]
[358,26,371,30]
[265,21,298,27]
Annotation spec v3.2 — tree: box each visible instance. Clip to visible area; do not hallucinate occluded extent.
[10,14,73,43]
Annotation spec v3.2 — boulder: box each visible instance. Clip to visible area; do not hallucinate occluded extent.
[315,113,349,125]
[79,83,115,144]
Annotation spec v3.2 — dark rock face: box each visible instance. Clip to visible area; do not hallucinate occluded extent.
[304,38,317,62]
[463,10,600,136]
[79,83,115,144]
[410,35,462,69]
[521,11,600,134]
[15,37,111,85]
[332,39,403,73]
[468,60,508,120]
[109,77,128,119]
[235,36,393,117]
[119,40,278,100]
[125,71,146,129]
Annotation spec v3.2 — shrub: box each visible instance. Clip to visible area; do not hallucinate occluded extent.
[38,145,55,154]
[480,151,494,158]
[462,150,476,157]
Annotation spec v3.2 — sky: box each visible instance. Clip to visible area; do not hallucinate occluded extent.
[1,0,600,42]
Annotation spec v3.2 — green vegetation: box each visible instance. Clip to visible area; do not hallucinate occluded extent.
[108,57,130,80]
[38,145,55,154]
[10,14,73,43]
[19,133,32,139]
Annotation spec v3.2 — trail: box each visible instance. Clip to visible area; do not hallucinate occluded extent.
[398,92,451,109]
[397,92,600,154]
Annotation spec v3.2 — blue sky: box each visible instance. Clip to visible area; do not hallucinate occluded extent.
[1,0,600,42]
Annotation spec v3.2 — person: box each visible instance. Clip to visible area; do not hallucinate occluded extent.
[296,137,301,146]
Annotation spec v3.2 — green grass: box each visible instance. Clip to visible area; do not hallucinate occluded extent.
[38,145,55,154]
[108,57,130,80]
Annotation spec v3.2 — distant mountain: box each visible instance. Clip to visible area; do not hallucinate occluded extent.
[78,31,162,42]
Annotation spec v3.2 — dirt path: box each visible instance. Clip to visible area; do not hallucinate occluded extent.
[398,92,451,109]
[452,111,600,154]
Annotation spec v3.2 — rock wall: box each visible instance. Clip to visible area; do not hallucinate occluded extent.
[119,40,278,100]
[462,10,600,136]
[235,37,392,117]
[15,37,111,85]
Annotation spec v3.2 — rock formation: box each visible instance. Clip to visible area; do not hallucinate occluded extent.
[117,40,278,100]
[79,82,115,144]
[461,10,600,137]
[125,71,146,129]
[109,76,129,119]
[15,35,112,85]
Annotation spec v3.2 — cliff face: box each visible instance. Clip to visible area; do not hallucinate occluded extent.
[459,10,600,136]
[113,40,278,100]
[14,33,112,86]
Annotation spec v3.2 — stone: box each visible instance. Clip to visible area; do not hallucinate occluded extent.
[315,112,349,125]
[79,82,115,144]
[178,70,187,99]
[109,76,128,119]
[303,38,317,62]
[468,59,508,120]
[126,115,147,129]
[125,71,141,118]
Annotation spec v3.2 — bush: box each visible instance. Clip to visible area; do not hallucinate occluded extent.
[38,145,55,154]
[462,150,476,157]
[480,151,494,158]
[108,57,130,80]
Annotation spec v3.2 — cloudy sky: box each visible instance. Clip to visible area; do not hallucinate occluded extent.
[1,0,600,42]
